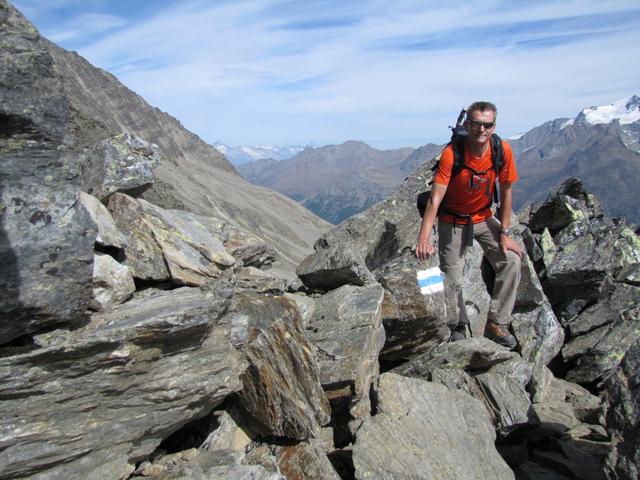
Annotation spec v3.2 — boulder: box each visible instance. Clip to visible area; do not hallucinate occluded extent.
[106,193,170,281]
[90,252,136,310]
[304,284,385,433]
[543,218,640,319]
[511,301,564,373]
[235,266,288,294]
[79,191,128,251]
[562,283,640,387]
[296,244,376,291]
[226,291,331,440]
[529,177,604,235]
[0,286,246,479]
[223,226,278,269]
[352,373,514,479]
[394,338,533,434]
[604,338,640,480]
[276,442,341,480]
[81,133,160,200]
[106,193,237,286]
[374,255,450,360]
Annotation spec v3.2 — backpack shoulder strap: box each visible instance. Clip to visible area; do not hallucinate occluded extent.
[451,136,466,179]
[491,133,504,174]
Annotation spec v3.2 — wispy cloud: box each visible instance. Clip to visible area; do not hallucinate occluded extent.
[15,0,640,148]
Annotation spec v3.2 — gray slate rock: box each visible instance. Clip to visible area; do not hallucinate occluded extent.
[352,373,514,480]
[82,133,160,200]
[544,218,640,317]
[562,283,640,386]
[276,442,341,480]
[227,291,331,440]
[90,252,135,310]
[305,284,385,431]
[374,255,450,360]
[512,301,564,373]
[80,191,128,250]
[529,177,604,234]
[0,286,246,480]
[235,267,288,294]
[296,244,376,291]
[604,338,640,480]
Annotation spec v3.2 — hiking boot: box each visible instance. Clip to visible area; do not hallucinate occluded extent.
[483,320,517,350]
[449,323,468,342]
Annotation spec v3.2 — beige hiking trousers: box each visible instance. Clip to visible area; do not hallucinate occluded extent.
[438,216,521,327]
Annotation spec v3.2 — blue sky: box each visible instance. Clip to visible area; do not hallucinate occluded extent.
[13,0,640,149]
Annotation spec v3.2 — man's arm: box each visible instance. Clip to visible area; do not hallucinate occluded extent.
[416,182,447,260]
[499,182,523,258]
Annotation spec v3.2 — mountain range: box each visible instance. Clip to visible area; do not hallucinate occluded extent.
[213,141,315,165]
[238,96,640,225]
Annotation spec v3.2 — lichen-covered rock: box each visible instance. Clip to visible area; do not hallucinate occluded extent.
[106,192,170,281]
[90,253,135,310]
[529,177,604,234]
[562,283,640,387]
[512,301,564,373]
[544,218,640,317]
[80,191,128,250]
[82,133,160,200]
[0,286,246,480]
[352,373,514,480]
[604,338,640,480]
[106,193,237,286]
[227,292,331,440]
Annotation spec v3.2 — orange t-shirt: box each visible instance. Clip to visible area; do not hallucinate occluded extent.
[433,139,518,224]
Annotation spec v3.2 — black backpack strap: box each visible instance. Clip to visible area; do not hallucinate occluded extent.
[451,136,466,179]
[490,134,504,204]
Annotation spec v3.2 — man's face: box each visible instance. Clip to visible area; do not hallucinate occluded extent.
[466,109,496,147]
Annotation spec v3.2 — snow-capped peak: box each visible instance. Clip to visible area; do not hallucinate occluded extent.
[566,95,640,127]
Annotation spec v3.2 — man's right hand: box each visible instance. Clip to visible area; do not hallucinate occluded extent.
[416,239,435,260]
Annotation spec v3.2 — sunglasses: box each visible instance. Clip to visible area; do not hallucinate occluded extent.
[468,120,495,130]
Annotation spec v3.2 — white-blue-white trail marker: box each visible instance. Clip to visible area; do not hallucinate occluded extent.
[416,267,444,295]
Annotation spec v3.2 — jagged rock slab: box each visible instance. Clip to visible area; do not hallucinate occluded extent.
[277,442,341,480]
[374,255,449,360]
[544,218,640,316]
[296,244,376,291]
[394,337,528,382]
[107,193,238,286]
[224,227,278,269]
[201,411,253,453]
[515,241,547,307]
[106,192,170,281]
[81,133,160,200]
[90,252,135,310]
[235,266,288,294]
[352,373,514,479]
[131,448,284,480]
[227,291,331,440]
[604,338,640,480]
[529,177,604,235]
[304,284,385,430]
[80,191,128,250]
[475,372,532,433]
[562,283,640,386]
[512,301,564,373]
[0,286,246,480]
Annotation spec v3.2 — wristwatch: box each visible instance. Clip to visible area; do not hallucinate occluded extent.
[500,228,512,236]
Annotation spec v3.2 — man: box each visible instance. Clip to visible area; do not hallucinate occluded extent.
[415,101,523,349]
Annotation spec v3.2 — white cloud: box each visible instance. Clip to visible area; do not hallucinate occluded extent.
[19,0,640,147]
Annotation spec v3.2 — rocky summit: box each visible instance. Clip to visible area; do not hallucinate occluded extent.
[1,1,640,479]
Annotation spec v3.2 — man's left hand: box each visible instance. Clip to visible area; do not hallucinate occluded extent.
[500,234,524,258]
